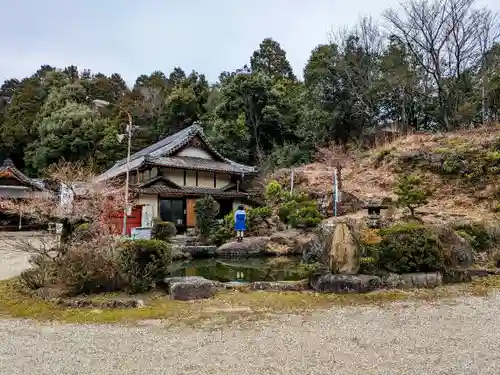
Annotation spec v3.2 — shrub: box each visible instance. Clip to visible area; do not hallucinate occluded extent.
[59,248,123,296]
[20,269,47,290]
[265,180,285,203]
[195,195,220,242]
[151,218,177,240]
[278,192,322,228]
[209,212,234,246]
[453,222,495,252]
[247,206,272,229]
[394,174,430,217]
[377,223,444,273]
[210,207,273,245]
[19,253,59,290]
[118,239,173,293]
[359,257,378,275]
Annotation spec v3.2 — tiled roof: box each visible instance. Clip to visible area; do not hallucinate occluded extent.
[138,185,251,198]
[0,158,45,190]
[148,156,256,174]
[97,123,257,181]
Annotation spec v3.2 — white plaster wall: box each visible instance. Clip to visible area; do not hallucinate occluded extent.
[197,171,213,188]
[162,169,184,186]
[216,173,231,188]
[176,147,213,159]
[185,170,197,186]
[137,194,159,227]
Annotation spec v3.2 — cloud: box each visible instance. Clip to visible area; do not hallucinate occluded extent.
[1,0,499,85]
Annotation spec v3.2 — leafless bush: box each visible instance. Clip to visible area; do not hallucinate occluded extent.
[0,161,129,294]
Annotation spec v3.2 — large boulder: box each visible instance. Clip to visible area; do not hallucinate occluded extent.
[380,272,443,289]
[164,276,220,301]
[246,279,309,292]
[329,222,360,274]
[310,273,381,293]
[434,226,474,268]
[216,237,270,257]
[267,229,319,256]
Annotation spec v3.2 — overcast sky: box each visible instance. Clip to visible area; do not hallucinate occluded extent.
[1,0,499,85]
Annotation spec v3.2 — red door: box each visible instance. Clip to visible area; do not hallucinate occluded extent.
[108,206,142,236]
[126,207,142,235]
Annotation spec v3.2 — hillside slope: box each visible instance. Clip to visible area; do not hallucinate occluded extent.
[276,125,500,223]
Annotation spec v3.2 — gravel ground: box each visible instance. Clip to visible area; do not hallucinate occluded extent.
[1,294,500,375]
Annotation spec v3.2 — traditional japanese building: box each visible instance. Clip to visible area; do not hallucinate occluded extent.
[0,158,49,229]
[98,123,258,234]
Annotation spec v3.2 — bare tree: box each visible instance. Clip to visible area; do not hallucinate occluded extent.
[383,0,498,129]
[0,161,128,290]
[330,16,385,129]
[476,9,500,124]
[0,161,127,244]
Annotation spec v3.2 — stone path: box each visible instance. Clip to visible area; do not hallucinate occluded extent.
[0,232,38,280]
[1,294,499,375]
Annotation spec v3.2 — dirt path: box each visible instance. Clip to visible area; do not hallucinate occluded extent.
[1,294,499,375]
[0,232,39,280]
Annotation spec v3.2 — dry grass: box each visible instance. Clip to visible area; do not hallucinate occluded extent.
[1,276,500,327]
[286,124,500,224]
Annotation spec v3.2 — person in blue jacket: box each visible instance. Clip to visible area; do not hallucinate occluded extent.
[234,205,247,242]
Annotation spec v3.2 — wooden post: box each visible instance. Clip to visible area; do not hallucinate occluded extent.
[290,169,295,195]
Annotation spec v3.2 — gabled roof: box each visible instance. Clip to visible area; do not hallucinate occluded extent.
[148,156,256,175]
[138,185,250,198]
[137,175,182,189]
[0,158,45,190]
[97,123,257,181]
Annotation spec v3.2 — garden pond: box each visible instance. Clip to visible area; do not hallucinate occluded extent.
[166,256,315,283]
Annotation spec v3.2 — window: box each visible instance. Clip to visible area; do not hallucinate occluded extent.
[151,167,158,178]
[159,199,185,225]
[139,169,153,182]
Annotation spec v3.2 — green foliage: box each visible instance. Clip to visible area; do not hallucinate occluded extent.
[374,149,392,167]
[265,180,322,228]
[265,180,285,203]
[278,191,322,228]
[195,195,220,241]
[209,206,273,245]
[209,212,235,246]
[394,174,430,217]
[267,143,314,168]
[118,239,173,293]
[1,22,500,176]
[377,224,445,274]
[247,206,272,228]
[151,219,177,240]
[359,257,378,275]
[453,222,496,252]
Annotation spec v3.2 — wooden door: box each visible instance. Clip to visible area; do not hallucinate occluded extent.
[186,199,197,227]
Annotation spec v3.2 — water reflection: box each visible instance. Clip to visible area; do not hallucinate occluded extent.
[167,257,310,283]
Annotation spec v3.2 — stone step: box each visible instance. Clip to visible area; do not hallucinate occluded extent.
[170,236,200,246]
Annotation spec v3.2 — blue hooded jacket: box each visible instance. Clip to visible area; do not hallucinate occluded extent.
[234,209,247,231]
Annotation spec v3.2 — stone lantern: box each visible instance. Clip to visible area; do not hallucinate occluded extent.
[363,201,388,228]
